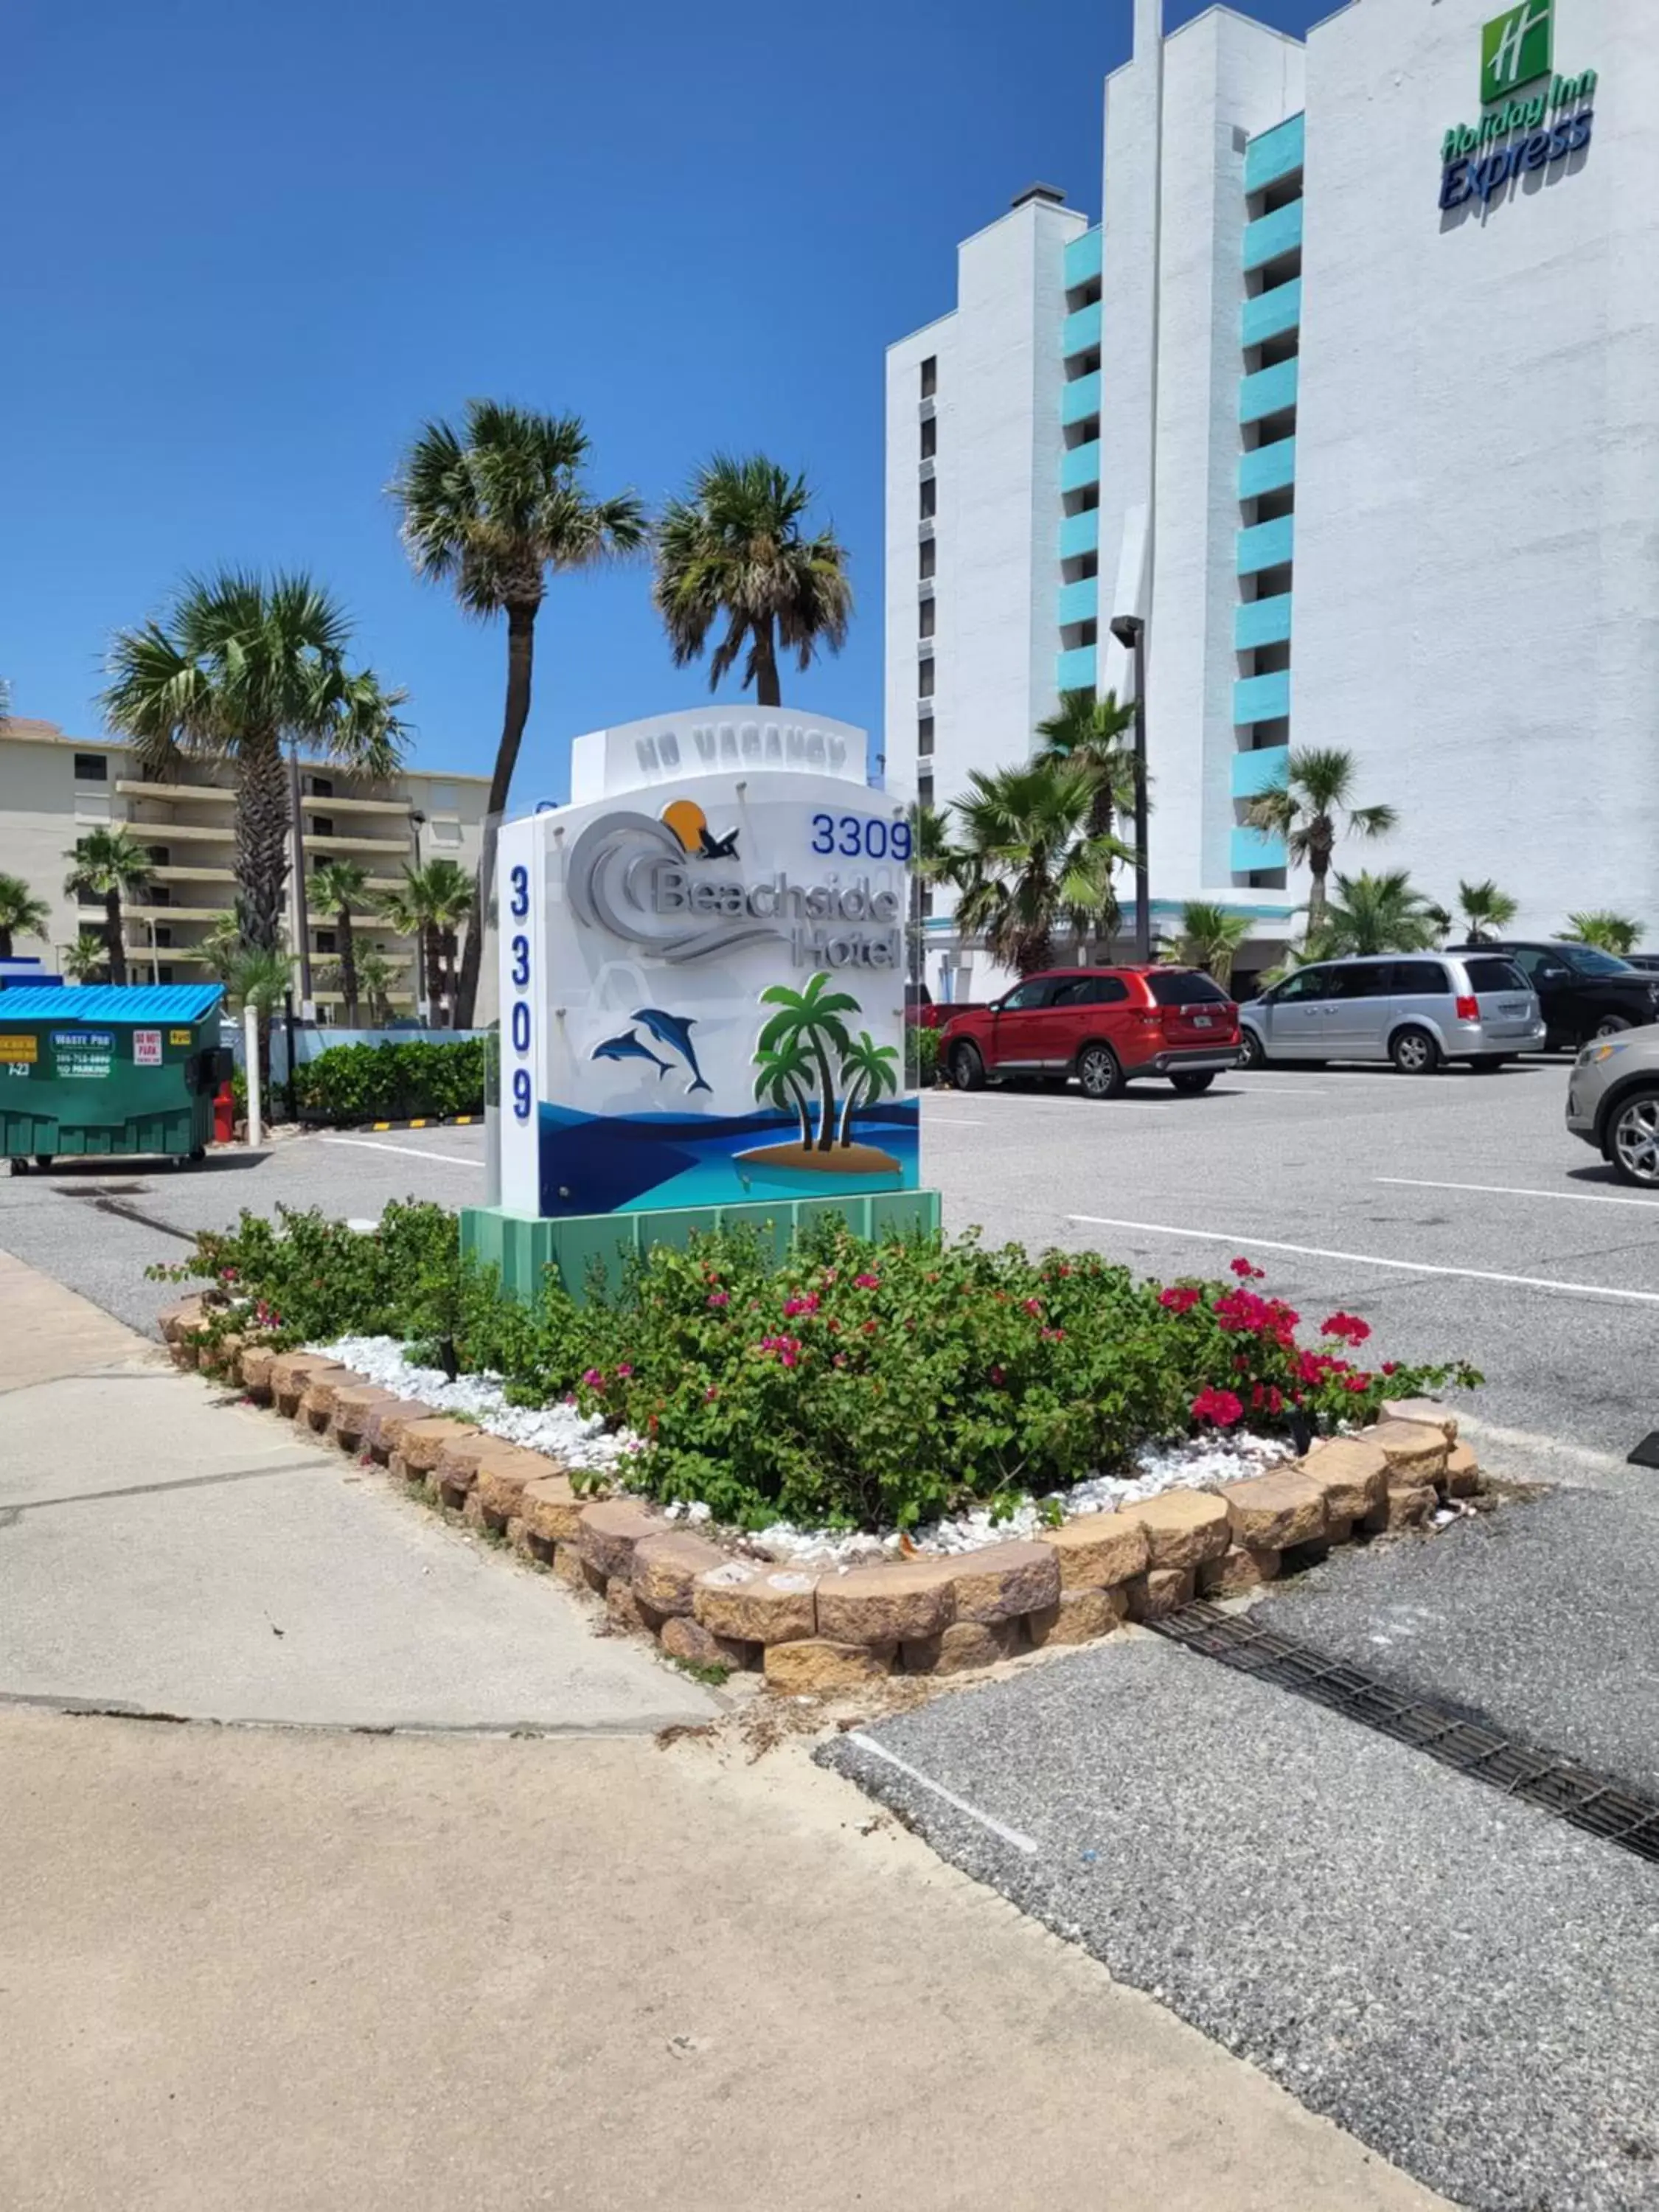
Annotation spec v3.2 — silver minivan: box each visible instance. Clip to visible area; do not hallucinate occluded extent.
[1238,952,1545,1073]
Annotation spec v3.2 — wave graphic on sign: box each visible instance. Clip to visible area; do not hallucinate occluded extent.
[566,810,779,964]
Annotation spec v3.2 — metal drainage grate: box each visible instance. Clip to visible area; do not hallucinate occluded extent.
[1152,1600,1659,1866]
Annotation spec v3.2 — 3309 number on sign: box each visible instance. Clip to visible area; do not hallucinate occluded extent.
[810,813,911,863]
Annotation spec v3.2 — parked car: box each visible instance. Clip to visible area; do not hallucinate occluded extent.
[1237,952,1543,1073]
[941,967,1240,1098]
[905,984,986,1031]
[1446,940,1659,1050]
[1622,953,1659,976]
[1566,1024,1659,1186]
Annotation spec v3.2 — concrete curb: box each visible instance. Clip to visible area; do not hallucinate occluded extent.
[157,1296,1487,1691]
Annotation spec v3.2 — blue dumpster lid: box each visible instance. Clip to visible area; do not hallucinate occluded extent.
[0,984,225,1021]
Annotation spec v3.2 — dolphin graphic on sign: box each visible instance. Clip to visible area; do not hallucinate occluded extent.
[632,1008,712,1095]
[591,1029,672,1077]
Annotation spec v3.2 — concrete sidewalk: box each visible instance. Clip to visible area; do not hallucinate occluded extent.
[0,1248,714,1733]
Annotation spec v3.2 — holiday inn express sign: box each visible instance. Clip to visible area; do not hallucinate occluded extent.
[1439,0,1597,209]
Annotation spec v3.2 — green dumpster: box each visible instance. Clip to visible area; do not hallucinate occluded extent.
[0,984,230,1173]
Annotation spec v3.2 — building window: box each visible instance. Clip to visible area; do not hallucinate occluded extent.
[156,964,175,985]
[146,846,170,867]
[152,925,173,947]
[921,885,935,919]
[918,772,935,807]
[919,478,936,521]
[919,599,936,640]
[920,416,936,460]
[919,538,936,580]
[315,929,338,956]
[918,660,936,700]
[308,815,335,838]
[149,885,171,908]
[431,818,462,848]
[305,773,334,799]
[918,723,934,758]
[920,356,937,399]
[73,753,108,782]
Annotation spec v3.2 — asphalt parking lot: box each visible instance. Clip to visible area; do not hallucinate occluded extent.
[4,1057,1655,1479]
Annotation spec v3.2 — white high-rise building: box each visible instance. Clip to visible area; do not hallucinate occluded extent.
[886,0,1658,997]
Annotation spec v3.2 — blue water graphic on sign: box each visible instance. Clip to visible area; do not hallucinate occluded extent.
[538,1099,921,1217]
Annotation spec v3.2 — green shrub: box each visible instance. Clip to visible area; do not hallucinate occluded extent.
[156,1208,1481,1534]
[912,1026,942,1087]
[291,1037,486,1126]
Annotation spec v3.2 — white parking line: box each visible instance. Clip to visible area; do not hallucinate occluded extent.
[1066,1214,1659,1308]
[1377,1175,1659,1212]
[320,1135,482,1166]
[844,1733,1040,1855]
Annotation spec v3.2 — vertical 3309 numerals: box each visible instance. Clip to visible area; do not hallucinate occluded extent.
[508,863,532,1121]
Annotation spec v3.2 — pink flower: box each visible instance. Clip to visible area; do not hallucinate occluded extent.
[1191,1385,1245,1427]
[1041,1326,1065,1342]
[1023,1297,1043,1317]
[703,1385,719,1402]
[581,1367,605,1388]
[782,1292,820,1318]
[1159,1286,1202,1314]
[707,1290,729,1308]
[989,1365,1006,1387]
[1230,1256,1265,1280]
[220,1267,239,1283]
[1381,1360,1399,1376]
[615,1363,633,1379]
[855,1273,881,1290]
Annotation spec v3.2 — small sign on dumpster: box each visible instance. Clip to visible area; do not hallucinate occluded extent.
[133,1029,163,1067]
[0,1035,38,1065]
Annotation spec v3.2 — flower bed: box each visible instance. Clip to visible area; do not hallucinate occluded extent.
[152,1203,1481,1540]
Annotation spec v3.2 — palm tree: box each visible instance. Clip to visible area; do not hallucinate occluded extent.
[308,859,369,1023]
[753,1036,817,1150]
[653,453,852,708]
[1035,688,1138,952]
[951,759,1126,977]
[376,858,474,1026]
[101,570,406,958]
[0,873,49,959]
[63,827,150,987]
[352,947,399,1026]
[1243,747,1397,931]
[1314,870,1441,958]
[1565,911,1644,957]
[756,973,860,1152]
[835,1031,901,1147]
[1173,901,1252,989]
[392,402,645,1030]
[225,942,292,1104]
[60,931,110,984]
[1456,880,1517,943]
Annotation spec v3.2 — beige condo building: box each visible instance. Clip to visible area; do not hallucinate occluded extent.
[0,717,491,1020]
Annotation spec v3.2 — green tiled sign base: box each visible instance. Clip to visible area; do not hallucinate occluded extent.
[460,1189,944,1306]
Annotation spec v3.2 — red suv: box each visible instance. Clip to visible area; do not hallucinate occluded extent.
[940,967,1242,1099]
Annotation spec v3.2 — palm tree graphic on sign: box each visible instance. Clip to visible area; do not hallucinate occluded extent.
[740,972,902,1179]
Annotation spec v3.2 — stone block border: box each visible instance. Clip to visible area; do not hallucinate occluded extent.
[160,1295,1487,1692]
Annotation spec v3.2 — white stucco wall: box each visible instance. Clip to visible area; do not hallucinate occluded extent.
[883,310,953,807]
[1293,0,1659,936]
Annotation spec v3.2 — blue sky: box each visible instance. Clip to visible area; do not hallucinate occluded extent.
[7,0,1316,804]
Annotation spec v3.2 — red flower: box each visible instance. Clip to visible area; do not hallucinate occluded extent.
[1381,1360,1399,1376]
[783,1292,820,1318]
[1041,1326,1065,1341]
[1023,1297,1043,1317]
[855,1273,881,1290]
[989,1365,1006,1387]
[1321,1311,1371,1347]
[1343,1372,1372,1394]
[1159,1286,1202,1313]
[706,1290,729,1309]
[1230,1256,1265,1280]
[1191,1385,1245,1427]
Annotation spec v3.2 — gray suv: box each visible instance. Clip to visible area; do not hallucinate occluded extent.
[1566,1025,1659,1185]
[1238,953,1545,1073]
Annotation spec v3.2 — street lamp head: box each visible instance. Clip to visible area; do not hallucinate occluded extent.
[1109,614,1144,649]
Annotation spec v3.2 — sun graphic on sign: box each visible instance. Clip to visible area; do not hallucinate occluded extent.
[660,799,740,860]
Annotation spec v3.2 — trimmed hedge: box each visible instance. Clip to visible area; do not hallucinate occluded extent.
[291,1038,485,1126]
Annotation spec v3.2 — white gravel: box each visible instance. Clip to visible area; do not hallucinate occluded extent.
[313,1335,1298,1565]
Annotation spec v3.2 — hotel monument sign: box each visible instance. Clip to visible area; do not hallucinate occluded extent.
[1439,0,1596,209]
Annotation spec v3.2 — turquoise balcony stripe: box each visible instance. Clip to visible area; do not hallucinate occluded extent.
[1061,300,1102,358]
[1231,824,1287,872]
[1059,508,1099,560]
[1060,439,1102,493]
[1056,644,1097,692]
[1231,745,1290,799]
[1237,515,1295,575]
[1234,592,1293,650]
[1057,576,1098,629]
[1242,198,1304,273]
[1239,357,1299,424]
[1063,225,1102,290]
[1242,277,1302,349]
[1062,369,1102,427]
[1244,112,1305,195]
[1239,436,1296,501]
[1234,670,1291,726]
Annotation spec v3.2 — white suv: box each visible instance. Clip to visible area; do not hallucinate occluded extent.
[1238,953,1545,1073]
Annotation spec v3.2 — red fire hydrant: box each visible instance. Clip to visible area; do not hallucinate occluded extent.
[213,1081,236,1145]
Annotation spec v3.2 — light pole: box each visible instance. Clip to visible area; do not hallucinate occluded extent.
[409,810,428,1023]
[1109,613,1152,964]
